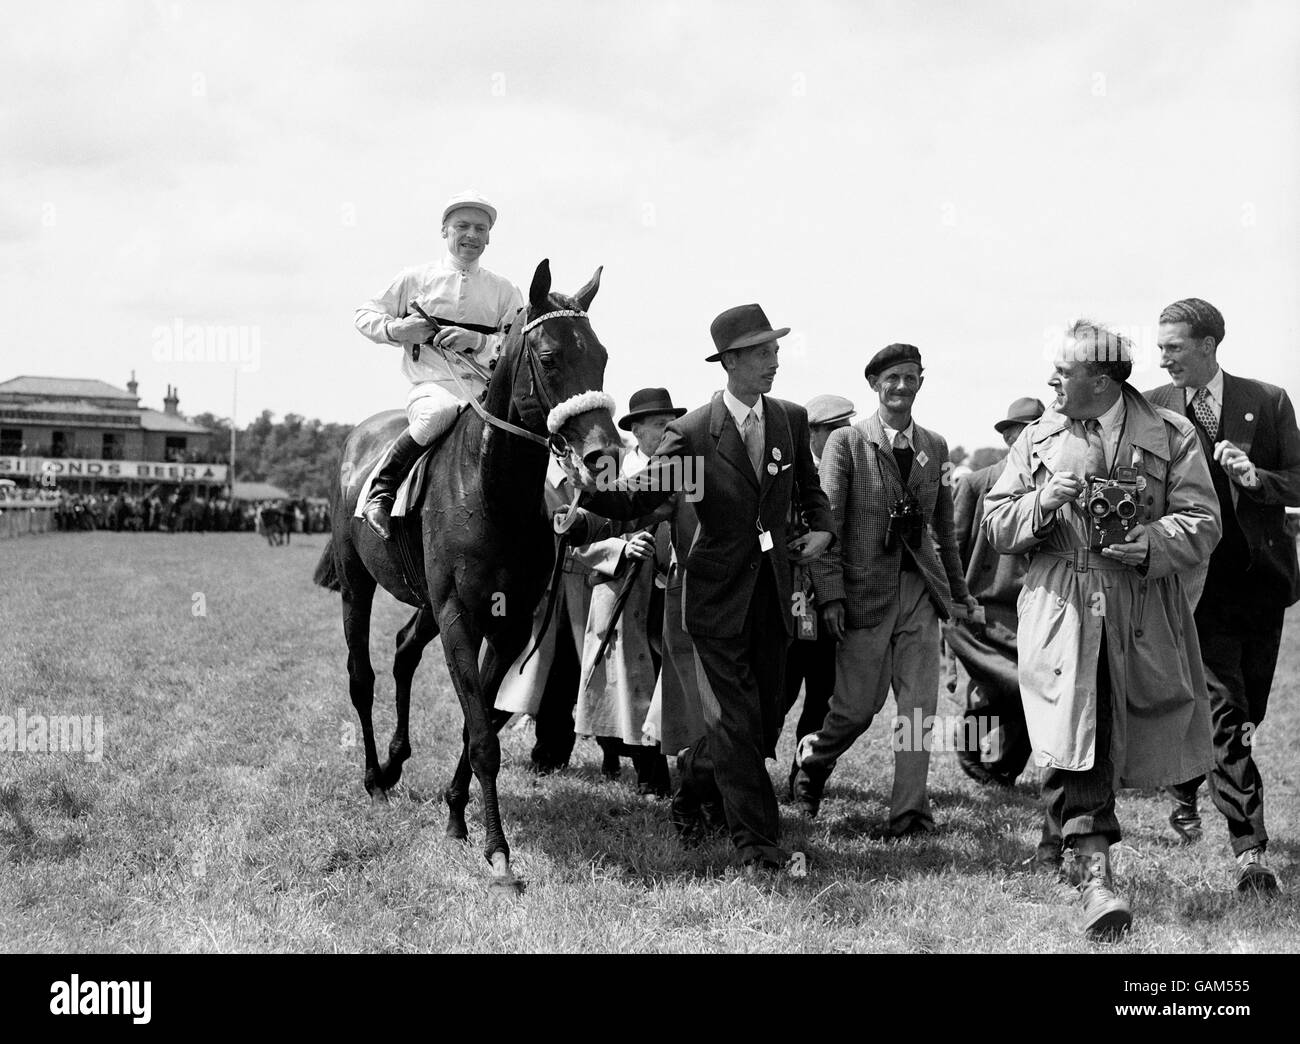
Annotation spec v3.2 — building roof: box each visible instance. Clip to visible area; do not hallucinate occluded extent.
[0,399,140,420]
[137,409,212,435]
[232,481,290,501]
[0,376,137,400]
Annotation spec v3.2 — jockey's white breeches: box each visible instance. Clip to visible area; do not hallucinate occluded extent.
[405,377,485,446]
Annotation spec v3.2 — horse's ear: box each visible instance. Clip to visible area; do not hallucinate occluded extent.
[529,259,552,310]
[574,265,603,311]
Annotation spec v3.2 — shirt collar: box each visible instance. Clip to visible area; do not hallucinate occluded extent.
[722,388,763,429]
[1183,366,1223,407]
[1093,391,1126,439]
[441,250,480,275]
[879,413,915,446]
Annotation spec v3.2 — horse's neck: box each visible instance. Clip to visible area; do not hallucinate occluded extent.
[480,413,547,525]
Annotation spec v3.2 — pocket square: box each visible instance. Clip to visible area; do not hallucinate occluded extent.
[781,463,793,471]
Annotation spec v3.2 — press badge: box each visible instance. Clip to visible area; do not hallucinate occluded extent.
[757,519,774,552]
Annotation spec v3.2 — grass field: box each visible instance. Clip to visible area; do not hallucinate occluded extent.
[1,531,1297,953]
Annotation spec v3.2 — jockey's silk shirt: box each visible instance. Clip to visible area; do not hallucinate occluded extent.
[355,251,523,390]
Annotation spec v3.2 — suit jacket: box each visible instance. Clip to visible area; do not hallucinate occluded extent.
[809,413,969,629]
[954,457,1027,607]
[1144,371,1300,607]
[582,391,833,639]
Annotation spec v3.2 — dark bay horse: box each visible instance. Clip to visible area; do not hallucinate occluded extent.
[314,260,622,893]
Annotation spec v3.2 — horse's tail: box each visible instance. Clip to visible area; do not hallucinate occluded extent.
[313,477,342,592]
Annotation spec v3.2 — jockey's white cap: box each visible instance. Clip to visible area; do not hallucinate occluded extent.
[441,190,498,227]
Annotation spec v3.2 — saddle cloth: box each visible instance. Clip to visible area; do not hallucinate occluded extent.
[352,443,434,521]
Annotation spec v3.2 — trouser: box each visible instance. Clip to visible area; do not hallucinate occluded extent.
[1172,598,1284,856]
[406,380,478,446]
[1040,629,1120,845]
[687,567,789,866]
[782,630,837,750]
[799,571,939,831]
[531,610,580,769]
[943,602,1032,782]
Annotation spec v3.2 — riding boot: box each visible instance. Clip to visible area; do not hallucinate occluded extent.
[1072,833,1132,942]
[362,432,426,540]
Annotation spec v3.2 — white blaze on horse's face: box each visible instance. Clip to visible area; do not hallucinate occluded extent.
[442,208,492,264]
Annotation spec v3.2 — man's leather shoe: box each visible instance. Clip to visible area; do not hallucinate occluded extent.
[1167,787,1203,845]
[669,780,705,847]
[361,432,426,541]
[1072,837,1132,942]
[1235,848,1279,895]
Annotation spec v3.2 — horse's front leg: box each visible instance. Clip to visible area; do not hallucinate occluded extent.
[436,601,521,895]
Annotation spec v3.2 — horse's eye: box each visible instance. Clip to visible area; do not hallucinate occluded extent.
[538,351,558,369]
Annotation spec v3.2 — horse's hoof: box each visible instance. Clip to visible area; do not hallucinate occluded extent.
[488,876,525,898]
[445,817,469,841]
[368,789,390,807]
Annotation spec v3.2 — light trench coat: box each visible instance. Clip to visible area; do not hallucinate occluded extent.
[981,388,1219,785]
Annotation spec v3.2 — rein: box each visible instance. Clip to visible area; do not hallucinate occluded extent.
[425,304,594,456]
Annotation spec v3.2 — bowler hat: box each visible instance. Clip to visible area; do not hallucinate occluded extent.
[864,343,923,380]
[706,304,790,362]
[441,189,498,227]
[993,396,1046,434]
[618,388,687,431]
[805,393,856,427]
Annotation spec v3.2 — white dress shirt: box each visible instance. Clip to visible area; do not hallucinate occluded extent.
[880,417,916,449]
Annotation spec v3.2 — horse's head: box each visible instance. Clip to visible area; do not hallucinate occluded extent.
[505,259,622,487]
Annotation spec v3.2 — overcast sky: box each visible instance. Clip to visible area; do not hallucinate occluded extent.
[3,0,1297,452]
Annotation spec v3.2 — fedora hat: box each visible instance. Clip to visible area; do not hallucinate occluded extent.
[706,304,790,362]
[441,189,498,227]
[993,396,1046,434]
[618,388,687,431]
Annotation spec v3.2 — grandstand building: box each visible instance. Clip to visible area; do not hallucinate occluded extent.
[0,374,225,494]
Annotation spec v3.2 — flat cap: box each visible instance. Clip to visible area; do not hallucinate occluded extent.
[805,393,856,427]
[865,343,923,380]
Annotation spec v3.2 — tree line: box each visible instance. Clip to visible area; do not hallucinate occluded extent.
[190,410,351,499]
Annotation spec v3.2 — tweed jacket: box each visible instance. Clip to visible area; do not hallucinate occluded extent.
[954,457,1028,608]
[581,392,833,639]
[809,413,969,629]
[1144,371,1300,608]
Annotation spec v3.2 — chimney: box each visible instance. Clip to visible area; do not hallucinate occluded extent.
[164,384,179,416]
[126,370,138,398]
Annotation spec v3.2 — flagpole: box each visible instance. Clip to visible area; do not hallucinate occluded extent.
[230,369,237,500]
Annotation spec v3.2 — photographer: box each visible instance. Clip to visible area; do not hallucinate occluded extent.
[982,320,1220,941]
[793,344,976,837]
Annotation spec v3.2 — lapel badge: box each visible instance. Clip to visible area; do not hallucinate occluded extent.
[771,447,782,461]
[1244,412,1254,422]
[766,462,779,476]
[915,450,929,467]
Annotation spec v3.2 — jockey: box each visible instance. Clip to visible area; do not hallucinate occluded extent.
[353,190,524,539]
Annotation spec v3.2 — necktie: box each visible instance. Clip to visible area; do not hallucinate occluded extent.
[741,410,763,477]
[1083,418,1107,479]
[893,431,910,451]
[1192,387,1219,442]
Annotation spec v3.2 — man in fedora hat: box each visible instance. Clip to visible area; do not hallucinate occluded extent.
[794,344,977,837]
[945,397,1045,796]
[353,189,523,539]
[581,304,833,873]
[577,388,686,793]
[781,394,855,795]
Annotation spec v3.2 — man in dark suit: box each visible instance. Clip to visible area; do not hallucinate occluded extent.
[582,304,833,872]
[945,396,1044,791]
[1145,297,1300,894]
